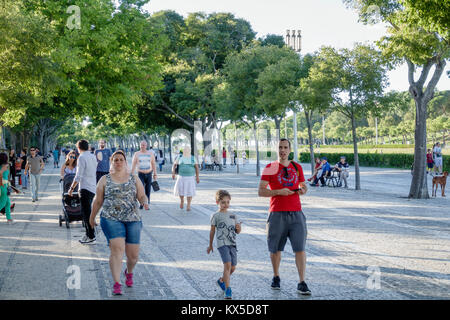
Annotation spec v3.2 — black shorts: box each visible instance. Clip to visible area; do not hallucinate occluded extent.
[267,211,307,253]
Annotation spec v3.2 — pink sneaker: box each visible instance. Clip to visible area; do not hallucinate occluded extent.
[124,269,133,287]
[113,282,122,295]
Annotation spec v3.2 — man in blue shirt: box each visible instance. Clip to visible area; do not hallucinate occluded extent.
[95,139,112,183]
[312,157,331,187]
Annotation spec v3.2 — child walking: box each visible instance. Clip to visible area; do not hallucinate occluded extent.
[207,190,241,299]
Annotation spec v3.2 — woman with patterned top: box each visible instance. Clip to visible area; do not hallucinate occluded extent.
[89,150,149,296]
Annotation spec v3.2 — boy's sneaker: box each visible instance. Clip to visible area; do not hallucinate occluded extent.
[113,282,122,295]
[224,287,232,299]
[124,269,134,287]
[79,235,96,244]
[216,278,226,292]
[297,281,311,295]
[271,276,281,290]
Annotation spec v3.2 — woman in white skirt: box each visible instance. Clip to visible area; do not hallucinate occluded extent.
[172,146,200,211]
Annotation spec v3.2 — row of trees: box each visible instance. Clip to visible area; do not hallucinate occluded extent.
[1,0,448,198]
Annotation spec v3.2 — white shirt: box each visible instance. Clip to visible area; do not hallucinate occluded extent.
[74,151,97,194]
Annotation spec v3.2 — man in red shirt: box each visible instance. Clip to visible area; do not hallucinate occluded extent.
[258,138,311,295]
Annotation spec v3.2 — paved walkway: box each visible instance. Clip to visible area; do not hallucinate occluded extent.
[0,160,449,300]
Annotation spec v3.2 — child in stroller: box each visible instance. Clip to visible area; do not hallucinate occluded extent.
[59,173,83,228]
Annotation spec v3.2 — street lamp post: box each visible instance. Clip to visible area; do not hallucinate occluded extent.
[285,29,302,162]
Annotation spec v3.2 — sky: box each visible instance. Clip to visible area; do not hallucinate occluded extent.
[143,0,450,92]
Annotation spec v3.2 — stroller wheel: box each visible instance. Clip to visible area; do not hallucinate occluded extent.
[59,215,62,227]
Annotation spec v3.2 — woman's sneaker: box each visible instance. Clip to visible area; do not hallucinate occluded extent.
[216,278,226,292]
[297,281,311,295]
[224,287,232,299]
[124,269,134,287]
[113,282,122,295]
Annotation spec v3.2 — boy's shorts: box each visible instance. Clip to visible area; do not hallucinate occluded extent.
[267,211,307,253]
[218,245,237,266]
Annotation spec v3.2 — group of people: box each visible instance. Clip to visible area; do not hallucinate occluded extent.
[308,156,350,188]
[427,142,444,175]
[2,137,314,300]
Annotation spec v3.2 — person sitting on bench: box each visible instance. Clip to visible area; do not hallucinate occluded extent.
[311,157,331,187]
[334,156,349,188]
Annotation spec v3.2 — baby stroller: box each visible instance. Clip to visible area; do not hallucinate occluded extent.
[59,174,84,228]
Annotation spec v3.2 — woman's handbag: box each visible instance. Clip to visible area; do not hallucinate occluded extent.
[151,180,160,192]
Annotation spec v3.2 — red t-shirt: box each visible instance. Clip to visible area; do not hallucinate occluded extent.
[261,161,305,212]
[426,153,433,163]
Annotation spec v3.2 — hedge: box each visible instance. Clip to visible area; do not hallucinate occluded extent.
[298,152,450,170]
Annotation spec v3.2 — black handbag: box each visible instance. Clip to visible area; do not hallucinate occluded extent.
[151,180,160,192]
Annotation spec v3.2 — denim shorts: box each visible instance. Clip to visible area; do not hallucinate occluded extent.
[267,211,307,253]
[100,217,143,244]
[218,245,237,266]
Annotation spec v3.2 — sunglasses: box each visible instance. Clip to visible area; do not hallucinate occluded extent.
[70,156,76,159]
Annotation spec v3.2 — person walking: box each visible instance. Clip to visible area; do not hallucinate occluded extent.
[258,138,311,295]
[53,148,60,168]
[68,140,98,244]
[0,154,16,224]
[95,139,112,183]
[24,147,44,202]
[9,149,17,187]
[60,151,77,179]
[172,146,199,212]
[131,140,157,208]
[222,147,227,167]
[89,150,149,295]
[207,190,241,299]
[433,142,443,175]
[426,149,434,174]
[19,149,28,190]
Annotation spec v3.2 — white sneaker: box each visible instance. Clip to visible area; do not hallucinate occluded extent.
[79,235,96,244]
[7,220,17,225]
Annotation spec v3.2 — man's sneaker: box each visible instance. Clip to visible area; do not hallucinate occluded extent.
[297,281,311,295]
[216,278,226,292]
[124,269,133,287]
[224,287,232,299]
[79,235,96,244]
[7,220,17,225]
[113,282,122,295]
[271,276,281,290]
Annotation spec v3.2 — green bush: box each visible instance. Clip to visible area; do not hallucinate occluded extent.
[299,151,449,171]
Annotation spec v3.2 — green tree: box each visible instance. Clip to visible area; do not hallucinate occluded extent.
[312,45,389,190]
[343,0,449,198]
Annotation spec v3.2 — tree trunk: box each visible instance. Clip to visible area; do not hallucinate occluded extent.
[351,112,361,190]
[305,110,315,176]
[253,122,260,177]
[407,57,445,198]
[408,96,429,199]
[274,117,281,142]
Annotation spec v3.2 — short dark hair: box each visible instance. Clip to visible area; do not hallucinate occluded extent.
[76,139,89,151]
[279,138,291,149]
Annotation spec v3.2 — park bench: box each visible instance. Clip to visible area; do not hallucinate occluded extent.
[325,169,341,187]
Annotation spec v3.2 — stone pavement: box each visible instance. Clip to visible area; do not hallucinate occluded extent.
[0,159,449,300]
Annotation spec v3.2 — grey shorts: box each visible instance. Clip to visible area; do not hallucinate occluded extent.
[267,211,307,253]
[218,245,237,266]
